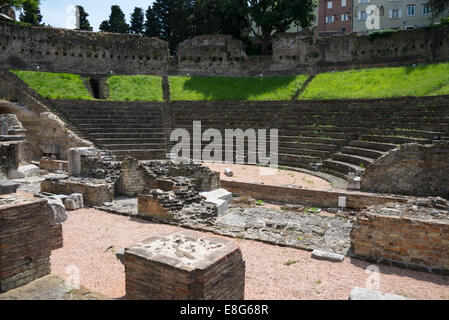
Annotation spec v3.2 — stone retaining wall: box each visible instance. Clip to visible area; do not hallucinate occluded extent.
[1,20,448,76]
[362,143,449,198]
[221,180,409,209]
[0,21,169,75]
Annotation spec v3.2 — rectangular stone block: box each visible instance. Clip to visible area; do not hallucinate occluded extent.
[124,231,245,300]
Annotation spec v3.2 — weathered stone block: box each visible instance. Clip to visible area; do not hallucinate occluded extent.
[311,250,344,262]
[124,231,245,300]
[349,287,409,300]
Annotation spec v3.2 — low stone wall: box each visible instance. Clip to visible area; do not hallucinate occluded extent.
[124,231,245,300]
[221,180,408,209]
[350,199,449,274]
[40,178,114,207]
[0,195,51,292]
[362,143,449,198]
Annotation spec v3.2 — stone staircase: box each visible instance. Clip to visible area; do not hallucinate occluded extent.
[170,99,449,180]
[48,102,167,161]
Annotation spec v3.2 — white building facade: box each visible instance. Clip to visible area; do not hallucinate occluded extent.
[353,0,448,34]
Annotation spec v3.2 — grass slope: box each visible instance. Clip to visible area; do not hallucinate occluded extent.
[107,75,163,101]
[12,70,93,100]
[299,62,449,100]
[169,76,309,101]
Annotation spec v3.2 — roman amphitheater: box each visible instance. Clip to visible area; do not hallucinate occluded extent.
[0,20,449,301]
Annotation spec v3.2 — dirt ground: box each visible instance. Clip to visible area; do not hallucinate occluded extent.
[50,209,449,300]
[204,163,335,191]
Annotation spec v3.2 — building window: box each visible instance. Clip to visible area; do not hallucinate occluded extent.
[326,16,335,23]
[422,4,431,15]
[358,11,368,20]
[380,6,384,16]
[341,13,349,21]
[358,0,370,3]
[390,9,402,19]
[407,5,416,16]
[328,1,333,9]
[341,0,346,7]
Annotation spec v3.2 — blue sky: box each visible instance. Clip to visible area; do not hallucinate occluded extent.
[37,1,155,31]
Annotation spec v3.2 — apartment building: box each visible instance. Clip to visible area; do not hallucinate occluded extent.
[318,0,353,34]
[353,0,447,33]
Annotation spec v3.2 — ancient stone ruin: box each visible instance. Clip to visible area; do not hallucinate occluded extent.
[124,231,245,300]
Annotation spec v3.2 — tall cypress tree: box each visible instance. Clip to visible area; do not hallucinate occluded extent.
[19,0,42,25]
[152,0,195,52]
[130,7,144,35]
[76,5,92,31]
[102,5,129,34]
[144,5,160,38]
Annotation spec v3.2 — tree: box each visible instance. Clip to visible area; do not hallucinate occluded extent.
[76,5,92,31]
[130,7,144,35]
[99,20,110,32]
[152,0,195,52]
[428,0,449,17]
[192,0,249,40]
[144,5,160,38]
[101,5,129,34]
[19,0,42,25]
[248,0,317,55]
[0,0,26,11]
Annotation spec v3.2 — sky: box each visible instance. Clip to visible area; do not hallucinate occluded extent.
[37,1,156,31]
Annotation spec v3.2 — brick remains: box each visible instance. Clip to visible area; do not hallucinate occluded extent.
[124,231,245,300]
[0,194,51,292]
[350,197,449,274]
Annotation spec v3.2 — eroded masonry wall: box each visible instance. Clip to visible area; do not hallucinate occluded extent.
[271,26,449,73]
[0,21,170,75]
[1,21,448,76]
[362,143,449,198]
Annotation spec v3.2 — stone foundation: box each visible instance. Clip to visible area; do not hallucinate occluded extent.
[124,231,245,300]
[0,194,52,292]
[40,177,114,207]
[350,198,449,273]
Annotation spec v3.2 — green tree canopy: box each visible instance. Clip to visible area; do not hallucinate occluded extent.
[100,5,129,33]
[428,0,449,17]
[76,5,92,31]
[248,0,317,54]
[19,0,42,25]
[152,0,195,52]
[144,5,160,38]
[130,7,144,35]
[192,0,249,40]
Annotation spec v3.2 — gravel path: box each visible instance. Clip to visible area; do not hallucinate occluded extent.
[204,163,334,191]
[51,209,449,300]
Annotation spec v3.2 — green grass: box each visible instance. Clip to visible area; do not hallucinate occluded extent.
[299,62,449,100]
[11,70,93,100]
[169,75,309,101]
[107,75,163,101]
